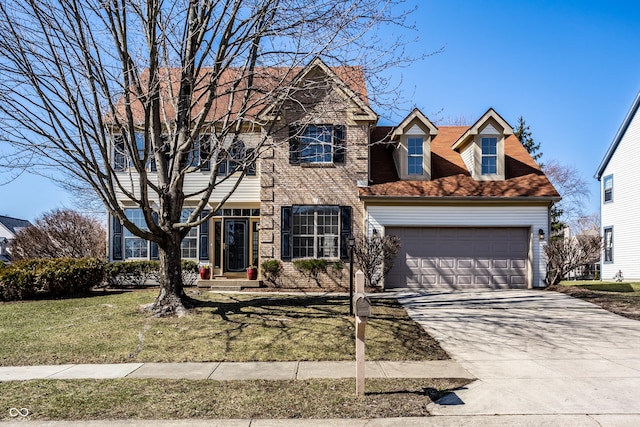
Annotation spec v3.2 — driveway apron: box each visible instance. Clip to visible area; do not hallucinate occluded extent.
[396,289,640,416]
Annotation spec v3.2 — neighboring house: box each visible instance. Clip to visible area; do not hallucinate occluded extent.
[0,215,32,263]
[595,90,640,281]
[107,59,559,290]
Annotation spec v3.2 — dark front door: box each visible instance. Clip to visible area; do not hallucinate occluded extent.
[224,219,248,272]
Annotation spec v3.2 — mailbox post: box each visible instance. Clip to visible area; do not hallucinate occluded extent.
[353,270,370,397]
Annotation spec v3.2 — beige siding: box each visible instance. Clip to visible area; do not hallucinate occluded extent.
[366,204,549,288]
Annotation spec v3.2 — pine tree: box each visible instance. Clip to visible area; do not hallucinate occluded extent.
[514,116,543,164]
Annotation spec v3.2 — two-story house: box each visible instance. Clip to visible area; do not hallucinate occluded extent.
[595,90,640,281]
[107,59,559,290]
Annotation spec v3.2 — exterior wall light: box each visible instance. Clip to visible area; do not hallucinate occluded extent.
[538,229,545,240]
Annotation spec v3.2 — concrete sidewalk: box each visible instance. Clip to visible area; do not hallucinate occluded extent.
[3,415,640,426]
[0,360,474,382]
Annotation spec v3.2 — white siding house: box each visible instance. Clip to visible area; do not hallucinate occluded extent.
[595,91,640,280]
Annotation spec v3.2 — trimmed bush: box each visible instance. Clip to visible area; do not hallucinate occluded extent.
[293,259,328,278]
[261,259,283,283]
[0,258,104,300]
[0,266,36,301]
[104,259,200,288]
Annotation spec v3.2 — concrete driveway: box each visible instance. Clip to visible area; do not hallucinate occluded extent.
[395,289,640,417]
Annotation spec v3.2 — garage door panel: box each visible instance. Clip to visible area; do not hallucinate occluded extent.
[386,227,528,290]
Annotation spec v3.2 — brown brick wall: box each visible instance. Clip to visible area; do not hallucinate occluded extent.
[259,87,371,289]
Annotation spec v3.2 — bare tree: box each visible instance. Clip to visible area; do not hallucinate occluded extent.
[544,234,602,286]
[11,209,106,260]
[0,0,416,316]
[542,159,590,235]
[353,233,400,287]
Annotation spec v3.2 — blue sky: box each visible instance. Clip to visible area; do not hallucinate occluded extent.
[1,0,639,220]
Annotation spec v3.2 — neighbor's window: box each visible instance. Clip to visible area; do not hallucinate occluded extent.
[604,227,613,263]
[124,208,148,259]
[289,125,346,164]
[292,205,339,258]
[180,209,198,259]
[481,137,498,174]
[407,137,423,175]
[603,175,613,203]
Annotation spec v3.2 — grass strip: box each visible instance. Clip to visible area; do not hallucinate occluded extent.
[554,281,640,321]
[0,290,448,366]
[0,378,470,420]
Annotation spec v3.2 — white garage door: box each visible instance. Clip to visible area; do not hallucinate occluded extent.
[386,227,529,290]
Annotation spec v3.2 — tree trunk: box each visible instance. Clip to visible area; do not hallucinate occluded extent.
[151,231,190,317]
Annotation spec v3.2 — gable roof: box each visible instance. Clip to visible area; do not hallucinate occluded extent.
[363,125,560,200]
[112,59,372,125]
[451,108,513,151]
[390,108,438,140]
[595,90,640,180]
[0,215,31,236]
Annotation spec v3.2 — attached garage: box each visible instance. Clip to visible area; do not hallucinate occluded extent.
[385,227,530,290]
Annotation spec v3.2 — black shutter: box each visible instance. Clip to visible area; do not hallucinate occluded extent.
[333,125,346,164]
[339,206,352,260]
[200,135,211,171]
[199,210,210,261]
[150,212,159,260]
[113,135,126,171]
[281,206,292,260]
[112,215,123,260]
[246,148,256,176]
[289,126,300,164]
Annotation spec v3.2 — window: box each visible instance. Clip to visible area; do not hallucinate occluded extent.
[289,125,346,164]
[292,206,339,258]
[181,209,198,259]
[217,141,256,176]
[124,209,148,258]
[604,227,613,263]
[407,137,423,175]
[604,175,613,203]
[481,137,497,174]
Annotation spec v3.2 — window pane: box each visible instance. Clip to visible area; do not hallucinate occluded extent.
[301,125,333,163]
[481,137,497,154]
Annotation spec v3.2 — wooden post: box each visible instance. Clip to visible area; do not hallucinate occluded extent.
[355,270,366,397]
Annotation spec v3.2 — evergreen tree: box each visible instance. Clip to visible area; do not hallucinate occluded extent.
[514,116,543,164]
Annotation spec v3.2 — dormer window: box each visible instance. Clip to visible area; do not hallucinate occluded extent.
[481,137,498,174]
[407,137,424,175]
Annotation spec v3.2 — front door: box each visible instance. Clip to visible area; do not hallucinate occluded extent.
[224,219,248,272]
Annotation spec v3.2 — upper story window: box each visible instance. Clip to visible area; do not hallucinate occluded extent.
[604,227,613,263]
[113,132,211,172]
[603,175,613,203]
[481,137,498,175]
[217,141,256,177]
[289,125,346,165]
[407,137,423,175]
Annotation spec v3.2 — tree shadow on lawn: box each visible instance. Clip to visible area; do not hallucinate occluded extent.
[190,294,449,361]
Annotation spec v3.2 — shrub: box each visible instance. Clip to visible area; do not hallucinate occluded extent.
[261,259,283,283]
[104,260,159,288]
[293,259,328,279]
[0,266,36,301]
[1,258,104,300]
[104,259,200,288]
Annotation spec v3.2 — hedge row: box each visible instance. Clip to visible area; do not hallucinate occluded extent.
[104,259,199,288]
[0,258,105,301]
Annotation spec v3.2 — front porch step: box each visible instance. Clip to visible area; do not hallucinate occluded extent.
[197,278,263,291]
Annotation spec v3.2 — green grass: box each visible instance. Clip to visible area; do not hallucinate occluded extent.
[0,378,470,420]
[555,281,640,321]
[0,290,447,366]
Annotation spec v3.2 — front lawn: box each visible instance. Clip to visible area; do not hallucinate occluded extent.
[0,378,470,420]
[553,281,640,320]
[0,290,448,366]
